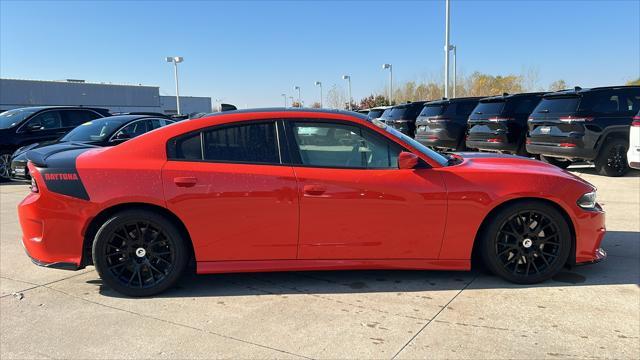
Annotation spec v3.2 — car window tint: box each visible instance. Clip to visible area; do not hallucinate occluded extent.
[170,132,202,160]
[456,102,478,116]
[61,110,101,128]
[117,120,149,138]
[510,98,540,115]
[202,122,279,164]
[27,111,62,130]
[292,122,400,169]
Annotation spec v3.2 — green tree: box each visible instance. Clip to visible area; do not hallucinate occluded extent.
[627,78,640,86]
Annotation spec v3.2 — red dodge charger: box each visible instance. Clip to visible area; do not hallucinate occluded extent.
[18,109,606,296]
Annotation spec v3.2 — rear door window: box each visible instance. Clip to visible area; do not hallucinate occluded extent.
[202,122,280,164]
[61,110,102,128]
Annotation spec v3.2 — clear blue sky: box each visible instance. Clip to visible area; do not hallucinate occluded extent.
[1,0,639,108]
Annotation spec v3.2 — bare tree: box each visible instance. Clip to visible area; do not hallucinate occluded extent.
[549,79,568,91]
[326,84,347,109]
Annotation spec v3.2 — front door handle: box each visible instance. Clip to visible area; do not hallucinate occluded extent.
[174,176,197,187]
[303,184,326,196]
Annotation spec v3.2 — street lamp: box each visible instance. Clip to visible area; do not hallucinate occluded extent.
[314,81,323,108]
[281,93,287,108]
[443,0,450,98]
[342,75,352,110]
[450,45,457,98]
[294,86,301,107]
[382,63,393,104]
[165,56,184,115]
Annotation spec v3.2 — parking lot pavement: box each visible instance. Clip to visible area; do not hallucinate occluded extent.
[1,168,639,359]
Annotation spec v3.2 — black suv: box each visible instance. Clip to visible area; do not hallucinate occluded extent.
[527,86,640,176]
[379,101,427,137]
[466,92,545,155]
[414,97,482,150]
[0,106,111,180]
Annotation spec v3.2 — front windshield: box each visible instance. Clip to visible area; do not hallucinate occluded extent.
[371,118,449,166]
[0,108,38,129]
[60,119,123,142]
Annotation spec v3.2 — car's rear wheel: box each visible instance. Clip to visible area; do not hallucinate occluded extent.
[540,155,572,169]
[0,152,12,182]
[480,201,571,284]
[92,210,188,297]
[595,138,629,177]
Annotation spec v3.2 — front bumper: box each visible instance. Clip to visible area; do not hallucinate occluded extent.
[10,159,30,181]
[573,205,607,265]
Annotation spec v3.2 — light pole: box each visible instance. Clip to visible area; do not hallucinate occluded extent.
[342,75,352,110]
[314,81,323,108]
[450,45,457,98]
[294,86,301,107]
[382,63,393,104]
[165,56,184,115]
[444,0,450,98]
[281,93,287,108]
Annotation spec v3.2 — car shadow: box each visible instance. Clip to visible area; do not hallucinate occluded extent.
[568,164,640,177]
[94,230,639,299]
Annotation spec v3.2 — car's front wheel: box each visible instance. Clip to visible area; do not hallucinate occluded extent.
[92,209,188,297]
[480,201,571,284]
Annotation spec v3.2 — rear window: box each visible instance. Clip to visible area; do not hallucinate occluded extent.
[419,104,446,117]
[534,97,580,114]
[384,107,410,120]
[367,109,385,119]
[472,101,504,116]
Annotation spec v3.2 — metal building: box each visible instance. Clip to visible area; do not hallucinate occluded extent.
[0,78,212,115]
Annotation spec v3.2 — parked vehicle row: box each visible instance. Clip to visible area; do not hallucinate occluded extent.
[364,85,640,176]
[0,106,176,181]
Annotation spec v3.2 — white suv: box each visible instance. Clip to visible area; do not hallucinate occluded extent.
[628,112,640,169]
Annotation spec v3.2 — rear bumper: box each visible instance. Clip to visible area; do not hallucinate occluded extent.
[18,185,93,270]
[627,144,640,170]
[466,139,519,153]
[415,135,458,149]
[526,142,596,160]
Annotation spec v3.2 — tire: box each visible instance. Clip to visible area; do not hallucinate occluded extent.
[480,200,571,284]
[594,138,629,177]
[540,155,572,169]
[0,152,12,182]
[92,209,188,297]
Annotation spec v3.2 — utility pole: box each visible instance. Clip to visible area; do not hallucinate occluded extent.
[444,0,450,98]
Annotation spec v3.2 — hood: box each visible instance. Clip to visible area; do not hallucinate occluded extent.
[12,140,59,159]
[453,152,595,188]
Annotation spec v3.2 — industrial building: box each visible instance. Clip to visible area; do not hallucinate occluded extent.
[0,78,212,115]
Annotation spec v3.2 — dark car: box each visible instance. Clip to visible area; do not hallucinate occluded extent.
[379,101,428,137]
[0,106,110,180]
[366,106,392,120]
[414,97,482,151]
[527,86,640,176]
[10,115,174,181]
[466,93,546,155]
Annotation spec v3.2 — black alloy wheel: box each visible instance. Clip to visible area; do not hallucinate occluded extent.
[480,201,571,284]
[595,138,629,177]
[0,152,12,181]
[93,210,187,296]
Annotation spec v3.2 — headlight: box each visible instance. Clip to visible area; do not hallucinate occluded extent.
[577,191,597,209]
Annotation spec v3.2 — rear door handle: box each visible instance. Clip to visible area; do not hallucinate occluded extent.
[303,184,326,196]
[174,176,197,187]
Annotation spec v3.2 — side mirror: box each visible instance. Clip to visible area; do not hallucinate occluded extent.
[398,151,419,169]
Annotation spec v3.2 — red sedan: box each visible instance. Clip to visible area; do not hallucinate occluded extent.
[18,109,606,296]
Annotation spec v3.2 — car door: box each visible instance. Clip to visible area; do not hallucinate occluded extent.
[162,120,299,261]
[18,110,66,145]
[286,119,447,260]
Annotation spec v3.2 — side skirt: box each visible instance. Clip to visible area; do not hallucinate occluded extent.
[196,259,470,275]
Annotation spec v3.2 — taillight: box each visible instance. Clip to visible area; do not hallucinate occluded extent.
[30,177,39,193]
[487,138,502,143]
[559,143,577,148]
[559,116,594,123]
[488,117,514,122]
[632,116,640,126]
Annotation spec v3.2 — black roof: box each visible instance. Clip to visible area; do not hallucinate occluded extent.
[426,96,484,105]
[6,105,110,112]
[198,107,368,120]
[85,114,163,126]
[479,92,547,102]
[544,85,640,97]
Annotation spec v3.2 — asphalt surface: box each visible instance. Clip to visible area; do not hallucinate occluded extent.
[1,166,638,359]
